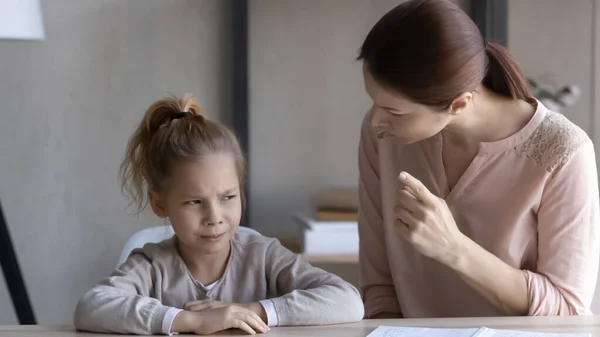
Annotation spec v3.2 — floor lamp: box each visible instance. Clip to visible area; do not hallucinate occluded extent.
[0,201,36,324]
[0,0,44,325]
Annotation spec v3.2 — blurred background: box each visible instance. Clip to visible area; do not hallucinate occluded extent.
[0,0,596,325]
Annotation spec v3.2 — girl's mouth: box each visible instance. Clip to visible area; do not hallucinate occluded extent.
[200,232,226,242]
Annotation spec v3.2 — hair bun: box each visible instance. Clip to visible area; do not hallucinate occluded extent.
[180,94,203,117]
[170,94,207,124]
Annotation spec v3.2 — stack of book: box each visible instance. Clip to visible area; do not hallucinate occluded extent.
[314,187,359,221]
[295,187,359,256]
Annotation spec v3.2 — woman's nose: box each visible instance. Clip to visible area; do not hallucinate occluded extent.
[370,106,385,128]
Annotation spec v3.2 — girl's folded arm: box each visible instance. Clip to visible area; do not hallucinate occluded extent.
[263,240,365,326]
[73,252,180,335]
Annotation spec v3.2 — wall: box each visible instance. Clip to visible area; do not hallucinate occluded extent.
[508,0,594,135]
[0,0,229,324]
[248,0,403,237]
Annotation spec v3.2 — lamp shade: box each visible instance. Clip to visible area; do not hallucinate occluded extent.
[0,0,45,40]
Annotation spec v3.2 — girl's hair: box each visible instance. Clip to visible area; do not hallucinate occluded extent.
[120,94,246,213]
[357,0,532,109]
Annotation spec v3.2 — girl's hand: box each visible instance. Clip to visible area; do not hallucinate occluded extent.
[183,300,268,325]
[173,306,269,335]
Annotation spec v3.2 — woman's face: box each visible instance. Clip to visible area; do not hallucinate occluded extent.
[362,65,452,144]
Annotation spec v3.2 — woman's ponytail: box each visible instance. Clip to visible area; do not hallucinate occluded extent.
[483,42,533,100]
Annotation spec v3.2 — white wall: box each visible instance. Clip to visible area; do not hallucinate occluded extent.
[0,0,229,324]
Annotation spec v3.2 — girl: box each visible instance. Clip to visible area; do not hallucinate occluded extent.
[358,0,599,319]
[74,95,364,335]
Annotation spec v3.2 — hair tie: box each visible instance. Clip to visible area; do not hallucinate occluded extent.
[174,111,189,119]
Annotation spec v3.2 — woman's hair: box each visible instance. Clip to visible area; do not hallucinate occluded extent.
[358,0,532,109]
[120,94,246,213]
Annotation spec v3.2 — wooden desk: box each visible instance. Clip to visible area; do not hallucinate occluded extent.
[3,316,600,336]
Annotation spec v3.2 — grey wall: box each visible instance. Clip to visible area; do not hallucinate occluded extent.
[508,0,594,135]
[248,0,403,237]
[0,0,229,324]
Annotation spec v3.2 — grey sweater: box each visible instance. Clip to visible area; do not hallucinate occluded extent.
[74,231,364,335]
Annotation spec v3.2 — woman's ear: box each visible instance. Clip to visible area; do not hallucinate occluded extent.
[149,189,168,218]
[449,92,473,116]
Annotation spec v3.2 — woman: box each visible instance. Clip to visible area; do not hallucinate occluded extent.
[357,0,599,318]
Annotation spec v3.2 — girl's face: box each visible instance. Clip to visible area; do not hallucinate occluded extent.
[150,152,242,256]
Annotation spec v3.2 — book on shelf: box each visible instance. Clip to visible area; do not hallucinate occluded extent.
[294,213,357,232]
[316,209,358,221]
[294,213,358,255]
[313,187,358,211]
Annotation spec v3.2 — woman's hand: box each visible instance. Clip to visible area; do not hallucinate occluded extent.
[394,171,467,266]
[172,305,269,335]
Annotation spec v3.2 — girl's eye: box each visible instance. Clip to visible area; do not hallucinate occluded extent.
[185,200,201,205]
[222,195,237,201]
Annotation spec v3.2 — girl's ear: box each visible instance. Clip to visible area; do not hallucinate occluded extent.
[149,189,168,218]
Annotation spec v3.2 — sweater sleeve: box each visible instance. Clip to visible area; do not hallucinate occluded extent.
[525,139,600,315]
[73,252,177,335]
[264,239,364,326]
[358,112,402,318]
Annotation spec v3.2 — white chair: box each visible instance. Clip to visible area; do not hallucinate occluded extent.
[116,226,261,267]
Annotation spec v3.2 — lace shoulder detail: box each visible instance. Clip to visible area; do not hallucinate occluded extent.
[515,112,588,177]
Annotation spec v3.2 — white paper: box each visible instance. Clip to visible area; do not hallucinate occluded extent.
[485,328,590,337]
[367,326,482,337]
[367,326,590,337]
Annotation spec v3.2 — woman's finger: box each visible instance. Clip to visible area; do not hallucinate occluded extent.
[395,218,413,239]
[396,188,425,216]
[398,171,437,205]
[394,205,420,228]
[402,185,419,199]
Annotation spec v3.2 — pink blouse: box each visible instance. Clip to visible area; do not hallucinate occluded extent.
[358,101,600,317]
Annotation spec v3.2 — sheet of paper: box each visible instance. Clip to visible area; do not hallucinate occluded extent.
[367,326,591,337]
[366,326,482,337]
[485,328,590,337]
